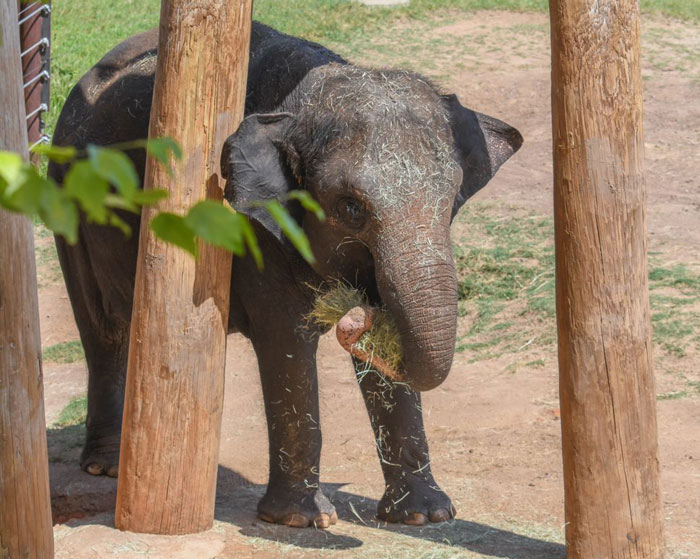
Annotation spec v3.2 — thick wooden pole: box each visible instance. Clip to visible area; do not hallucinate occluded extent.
[0,3,54,557]
[550,1,665,558]
[114,0,253,535]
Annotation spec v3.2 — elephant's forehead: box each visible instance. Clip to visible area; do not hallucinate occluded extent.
[354,130,460,215]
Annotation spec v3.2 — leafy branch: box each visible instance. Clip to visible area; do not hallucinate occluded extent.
[0,140,324,267]
[152,190,325,266]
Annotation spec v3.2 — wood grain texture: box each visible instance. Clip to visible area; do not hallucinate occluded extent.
[114,0,253,535]
[550,1,665,557]
[0,3,54,557]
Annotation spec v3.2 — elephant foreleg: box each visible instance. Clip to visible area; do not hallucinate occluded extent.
[251,331,337,529]
[354,357,455,525]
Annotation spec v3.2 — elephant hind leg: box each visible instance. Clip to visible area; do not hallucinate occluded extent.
[55,232,131,478]
[354,358,455,525]
[79,332,128,478]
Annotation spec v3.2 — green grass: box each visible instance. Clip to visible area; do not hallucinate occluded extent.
[644,0,700,22]
[648,260,700,360]
[525,358,546,368]
[47,0,699,136]
[53,395,87,428]
[649,264,700,292]
[645,24,700,79]
[42,340,85,364]
[454,204,700,367]
[453,204,556,361]
[658,381,700,401]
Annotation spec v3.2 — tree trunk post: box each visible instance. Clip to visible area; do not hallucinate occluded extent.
[0,3,54,557]
[114,0,253,535]
[550,1,665,557]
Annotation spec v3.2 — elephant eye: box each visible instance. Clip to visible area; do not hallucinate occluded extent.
[337,197,366,229]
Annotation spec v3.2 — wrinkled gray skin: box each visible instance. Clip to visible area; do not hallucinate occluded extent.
[49,22,522,528]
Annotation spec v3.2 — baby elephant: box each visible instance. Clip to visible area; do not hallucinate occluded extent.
[49,22,522,528]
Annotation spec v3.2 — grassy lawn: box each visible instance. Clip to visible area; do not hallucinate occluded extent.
[52,395,87,427]
[42,340,85,364]
[452,205,700,399]
[48,0,699,136]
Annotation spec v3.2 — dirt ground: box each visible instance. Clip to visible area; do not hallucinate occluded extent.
[42,11,699,559]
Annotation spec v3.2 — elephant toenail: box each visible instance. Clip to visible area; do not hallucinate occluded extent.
[106,465,119,478]
[403,512,428,526]
[281,513,310,528]
[429,508,451,523]
[313,513,332,529]
[257,512,276,524]
[86,463,104,476]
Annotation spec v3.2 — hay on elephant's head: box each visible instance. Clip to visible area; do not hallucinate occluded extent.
[307,283,404,375]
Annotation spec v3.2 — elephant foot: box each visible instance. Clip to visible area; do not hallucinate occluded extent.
[80,429,121,478]
[258,486,338,529]
[377,478,455,525]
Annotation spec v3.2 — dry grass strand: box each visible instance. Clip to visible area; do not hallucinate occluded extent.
[307,283,404,374]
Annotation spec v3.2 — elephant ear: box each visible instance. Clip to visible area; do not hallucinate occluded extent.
[220,112,299,241]
[442,94,523,219]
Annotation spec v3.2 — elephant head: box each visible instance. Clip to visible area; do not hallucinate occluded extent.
[221,64,522,391]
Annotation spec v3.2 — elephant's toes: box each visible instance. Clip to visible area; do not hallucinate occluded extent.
[80,430,121,478]
[377,481,456,525]
[263,510,338,529]
[258,487,337,529]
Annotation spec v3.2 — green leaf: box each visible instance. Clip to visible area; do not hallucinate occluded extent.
[145,138,183,176]
[288,190,326,221]
[150,212,197,256]
[184,200,246,256]
[130,189,168,206]
[87,145,139,198]
[39,185,79,244]
[0,151,23,187]
[264,199,315,264]
[31,144,77,164]
[64,160,109,223]
[237,214,263,269]
[104,194,139,213]
[109,213,132,237]
[3,166,47,214]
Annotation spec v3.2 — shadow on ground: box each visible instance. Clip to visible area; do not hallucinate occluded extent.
[47,424,119,523]
[47,426,564,559]
[214,468,566,559]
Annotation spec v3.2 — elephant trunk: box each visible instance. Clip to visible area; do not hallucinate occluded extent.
[373,225,458,391]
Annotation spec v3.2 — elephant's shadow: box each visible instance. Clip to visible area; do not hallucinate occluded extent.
[47,425,563,558]
[215,467,566,559]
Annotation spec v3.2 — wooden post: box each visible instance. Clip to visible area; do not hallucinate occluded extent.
[550,1,665,558]
[114,0,253,535]
[0,2,54,557]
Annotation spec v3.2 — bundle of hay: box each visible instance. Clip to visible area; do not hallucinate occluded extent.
[307,283,403,380]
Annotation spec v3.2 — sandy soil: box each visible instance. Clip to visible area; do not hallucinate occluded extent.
[42,11,699,559]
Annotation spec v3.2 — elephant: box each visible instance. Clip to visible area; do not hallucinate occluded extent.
[48,21,522,528]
